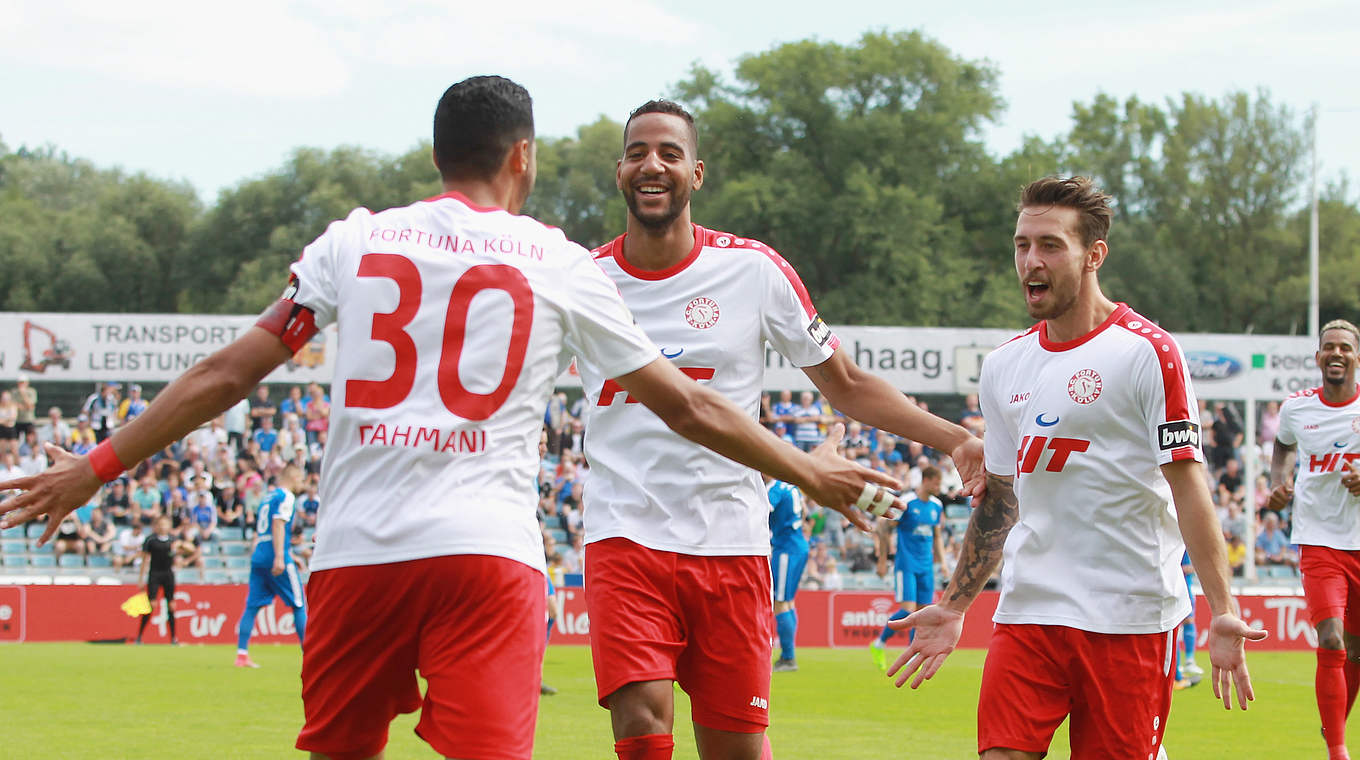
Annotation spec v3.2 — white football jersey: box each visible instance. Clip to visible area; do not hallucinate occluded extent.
[979,304,1198,634]
[289,192,659,573]
[1275,385,1360,549]
[577,226,838,556]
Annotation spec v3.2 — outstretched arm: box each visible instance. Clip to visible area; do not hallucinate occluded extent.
[886,472,1017,688]
[1,328,293,543]
[804,350,984,497]
[617,357,899,529]
[1164,458,1268,710]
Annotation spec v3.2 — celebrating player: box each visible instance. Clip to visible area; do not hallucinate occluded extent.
[0,77,899,760]
[887,176,1264,759]
[234,462,307,668]
[768,474,809,673]
[1269,318,1360,760]
[575,99,984,760]
[870,465,944,671]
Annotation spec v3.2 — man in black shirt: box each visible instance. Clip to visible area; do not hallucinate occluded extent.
[137,515,178,644]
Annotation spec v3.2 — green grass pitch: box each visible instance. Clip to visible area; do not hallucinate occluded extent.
[0,643,1344,758]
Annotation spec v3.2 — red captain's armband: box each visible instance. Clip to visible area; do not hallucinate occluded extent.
[257,299,319,352]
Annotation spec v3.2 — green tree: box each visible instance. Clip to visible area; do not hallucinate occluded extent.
[524,117,629,250]
[671,30,1027,327]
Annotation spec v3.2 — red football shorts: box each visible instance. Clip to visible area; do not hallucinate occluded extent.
[585,537,774,732]
[1300,545,1360,629]
[977,623,1175,759]
[295,554,546,760]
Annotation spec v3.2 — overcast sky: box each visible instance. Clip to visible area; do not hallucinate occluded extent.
[3,0,1356,205]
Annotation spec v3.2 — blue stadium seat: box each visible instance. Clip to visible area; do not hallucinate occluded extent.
[944,505,971,519]
[58,554,86,568]
[225,557,250,570]
[203,569,231,584]
[220,542,249,556]
[1,526,27,539]
[87,555,112,569]
[227,570,250,584]
[1,554,26,567]
[203,556,226,569]
[2,539,27,554]
[29,554,56,568]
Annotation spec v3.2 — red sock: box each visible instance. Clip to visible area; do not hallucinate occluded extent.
[761,733,773,760]
[1319,649,1349,751]
[1346,656,1360,718]
[614,734,674,760]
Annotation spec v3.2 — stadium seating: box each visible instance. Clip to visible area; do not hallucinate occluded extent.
[57,554,85,568]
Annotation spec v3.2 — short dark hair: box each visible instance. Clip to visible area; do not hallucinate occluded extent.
[920,466,941,482]
[1018,176,1114,249]
[625,99,698,152]
[433,76,534,182]
[1321,319,1360,349]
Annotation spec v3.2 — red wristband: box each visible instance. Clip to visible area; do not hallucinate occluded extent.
[89,439,128,483]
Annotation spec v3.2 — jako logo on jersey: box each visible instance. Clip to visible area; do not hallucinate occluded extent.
[806,315,832,347]
[749,696,768,710]
[661,347,684,359]
[1008,392,1030,404]
[685,297,720,329]
[598,367,715,405]
[1157,420,1201,451]
[1016,435,1090,474]
[1067,369,1103,405]
[1185,351,1243,381]
[1035,413,1059,427]
[1309,452,1360,472]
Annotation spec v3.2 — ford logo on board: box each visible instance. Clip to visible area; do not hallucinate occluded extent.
[1185,351,1243,381]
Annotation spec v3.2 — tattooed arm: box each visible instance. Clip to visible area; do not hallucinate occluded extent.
[885,472,1017,689]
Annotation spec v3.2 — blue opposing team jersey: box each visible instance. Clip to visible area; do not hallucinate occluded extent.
[768,480,809,556]
[252,487,296,568]
[896,495,942,568]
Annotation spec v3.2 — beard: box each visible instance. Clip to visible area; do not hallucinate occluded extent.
[624,185,689,232]
[1023,281,1080,321]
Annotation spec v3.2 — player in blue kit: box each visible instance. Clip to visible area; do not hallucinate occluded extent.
[871,466,943,671]
[769,475,810,672]
[235,462,307,668]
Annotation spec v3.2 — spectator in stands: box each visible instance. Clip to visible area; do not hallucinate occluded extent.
[117,384,149,423]
[277,413,303,455]
[225,397,250,451]
[305,431,325,474]
[248,384,276,432]
[174,521,205,576]
[791,390,828,451]
[560,532,583,574]
[130,475,162,523]
[167,488,191,530]
[252,415,279,454]
[0,452,23,489]
[37,406,69,449]
[303,383,329,443]
[844,421,873,463]
[959,392,984,436]
[85,506,116,557]
[192,416,229,461]
[1258,400,1280,452]
[12,374,36,440]
[821,557,845,591]
[0,390,18,456]
[299,483,320,527]
[1225,530,1246,577]
[558,418,585,455]
[1217,457,1246,510]
[102,479,131,526]
[937,456,965,504]
[17,430,46,476]
[291,522,313,567]
[771,389,796,425]
[52,511,85,564]
[279,385,307,417]
[81,381,121,442]
[191,489,218,541]
[113,521,145,569]
[1208,401,1242,472]
[70,414,96,454]
[217,484,247,538]
[1256,512,1298,570]
[771,422,795,446]
[759,391,774,429]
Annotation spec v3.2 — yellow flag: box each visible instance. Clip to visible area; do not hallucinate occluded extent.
[120,592,152,617]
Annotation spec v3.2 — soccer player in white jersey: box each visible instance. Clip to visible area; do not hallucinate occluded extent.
[0,78,900,760]
[886,176,1265,759]
[1269,319,1360,760]
[575,100,985,760]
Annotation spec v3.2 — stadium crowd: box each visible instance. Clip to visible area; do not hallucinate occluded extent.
[0,377,1299,585]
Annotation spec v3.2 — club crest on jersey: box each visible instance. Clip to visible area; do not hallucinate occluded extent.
[1157,420,1200,451]
[1067,369,1102,405]
[685,297,720,329]
[807,315,832,347]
